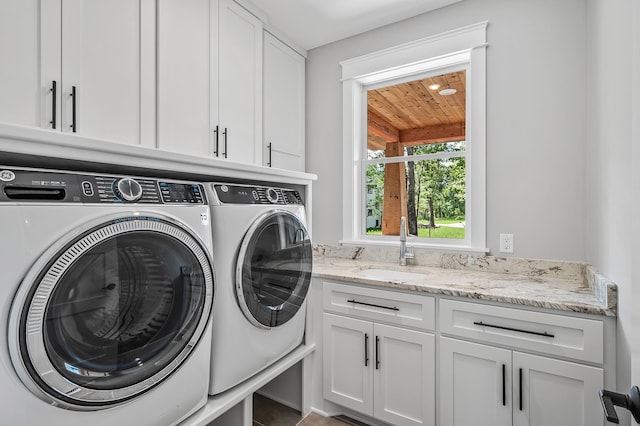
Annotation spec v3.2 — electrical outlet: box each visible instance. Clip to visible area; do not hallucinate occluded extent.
[499,233,514,253]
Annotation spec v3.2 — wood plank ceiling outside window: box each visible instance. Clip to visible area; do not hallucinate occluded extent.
[367,70,466,235]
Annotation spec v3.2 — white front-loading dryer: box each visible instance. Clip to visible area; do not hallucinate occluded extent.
[0,167,214,425]
[206,183,312,395]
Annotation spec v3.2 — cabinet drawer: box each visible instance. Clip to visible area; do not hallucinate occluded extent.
[439,299,604,364]
[323,281,435,331]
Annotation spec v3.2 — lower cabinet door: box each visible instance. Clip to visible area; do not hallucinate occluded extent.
[513,351,604,426]
[374,323,435,426]
[323,313,374,415]
[439,337,512,426]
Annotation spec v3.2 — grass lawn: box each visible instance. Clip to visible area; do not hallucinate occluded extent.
[366,219,465,239]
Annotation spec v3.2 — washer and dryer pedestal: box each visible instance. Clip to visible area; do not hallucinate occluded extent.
[206,183,312,395]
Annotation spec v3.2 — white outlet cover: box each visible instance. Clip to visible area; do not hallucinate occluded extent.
[499,233,514,253]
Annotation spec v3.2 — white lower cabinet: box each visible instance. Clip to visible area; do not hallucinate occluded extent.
[513,351,603,426]
[439,336,604,426]
[320,285,609,426]
[323,312,435,426]
[439,337,512,426]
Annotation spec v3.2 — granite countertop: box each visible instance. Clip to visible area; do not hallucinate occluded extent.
[312,245,617,317]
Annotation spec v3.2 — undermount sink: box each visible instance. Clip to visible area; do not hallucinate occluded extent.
[357,268,428,281]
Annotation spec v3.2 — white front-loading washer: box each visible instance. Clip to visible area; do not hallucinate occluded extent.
[0,167,214,425]
[206,183,312,395]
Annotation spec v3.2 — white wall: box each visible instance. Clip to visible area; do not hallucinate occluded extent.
[586,0,640,423]
[306,0,588,261]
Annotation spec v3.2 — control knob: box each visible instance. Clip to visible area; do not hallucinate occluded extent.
[266,187,279,204]
[114,178,143,202]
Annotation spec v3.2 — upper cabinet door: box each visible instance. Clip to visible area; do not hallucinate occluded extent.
[263,32,306,172]
[215,0,263,164]
[0,0,61,129]
[157,0,211,156]
[61,0,156,146]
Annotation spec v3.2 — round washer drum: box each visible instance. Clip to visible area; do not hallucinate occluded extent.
[9,213,214,409]
[235,209,312,329]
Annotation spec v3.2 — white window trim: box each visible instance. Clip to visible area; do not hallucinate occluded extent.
[340,21,488,252]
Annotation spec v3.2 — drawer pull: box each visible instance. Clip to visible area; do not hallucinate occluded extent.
[375,336,380,370]
[473,321,555,338]
[347,299,399,311]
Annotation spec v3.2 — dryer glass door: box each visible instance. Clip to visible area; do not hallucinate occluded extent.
[236,210,312,328]
[14,216,213,408]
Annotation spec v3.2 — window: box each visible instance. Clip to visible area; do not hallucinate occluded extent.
[341,22,488,251]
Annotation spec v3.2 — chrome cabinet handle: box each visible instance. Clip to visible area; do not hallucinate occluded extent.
[267,142,272,167]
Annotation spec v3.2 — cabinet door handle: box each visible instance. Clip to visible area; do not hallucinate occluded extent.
[267,142,272,167]
[473,321,554,338]
[519,368,523,411]
[502,364,506,406]
[375,336,380,370]
[347,299,399,311]
[222,127,228,158]
[213,125,219,156]
[70,86,77,132]
[50,81,57,129]
[364,333,369,367]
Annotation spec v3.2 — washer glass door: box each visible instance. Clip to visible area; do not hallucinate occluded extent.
[236,210,312,328]
[14,215,213,408]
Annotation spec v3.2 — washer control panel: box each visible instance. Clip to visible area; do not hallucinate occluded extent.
[214,183,303,205]
[0,167,206,205]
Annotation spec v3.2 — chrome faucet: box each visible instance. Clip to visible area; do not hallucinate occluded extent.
[399,216,414,266]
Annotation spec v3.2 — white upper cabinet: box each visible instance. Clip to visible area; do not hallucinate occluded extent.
[157,0,211,156]
[0,0,155,146]
[263,32,306,172]
[215,0,263,164]
[157,0,263,164]
[0,1,59,129]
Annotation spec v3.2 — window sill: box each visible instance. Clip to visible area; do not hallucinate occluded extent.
[339,238,490,254]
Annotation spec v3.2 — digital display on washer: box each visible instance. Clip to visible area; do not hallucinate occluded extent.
[214,184,303,205]
[159,182,206,204]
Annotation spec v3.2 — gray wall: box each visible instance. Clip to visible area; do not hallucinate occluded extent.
[306,0,588,261]
[586,0,639,421]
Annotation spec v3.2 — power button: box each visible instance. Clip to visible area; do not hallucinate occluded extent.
[82,181,94,196]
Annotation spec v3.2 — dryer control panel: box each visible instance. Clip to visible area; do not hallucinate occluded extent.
[0,167,206,205]
[214,183,303,205]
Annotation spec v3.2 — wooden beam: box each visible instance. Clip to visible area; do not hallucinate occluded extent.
[399,121,465,146]
[382,142,407,236]
[368,109,399,143]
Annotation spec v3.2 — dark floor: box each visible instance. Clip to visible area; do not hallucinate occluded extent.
[252,394,369,426]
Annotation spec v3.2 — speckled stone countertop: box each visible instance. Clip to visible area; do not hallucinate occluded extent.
[312,245,617,317]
